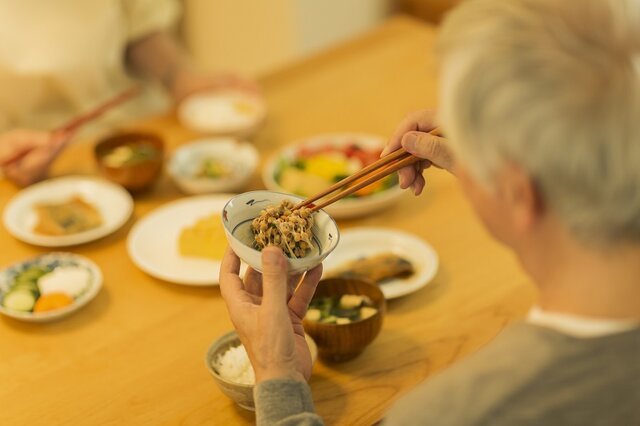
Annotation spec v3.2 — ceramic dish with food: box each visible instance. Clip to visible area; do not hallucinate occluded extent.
[303,278,385,362]
[178,90,266,136]
[0,253,102,322]
[205,330,317,410]
[222,190,339,275]
[94,132,164,192]
[322,227,439,299]
[262,133,404,219]
[168,138,259,194]
[127,194,239,286]
[2,176,133,247]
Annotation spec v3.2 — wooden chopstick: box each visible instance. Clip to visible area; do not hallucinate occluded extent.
[308,154,419,212]
[296,127,441,212]
[57,86,141,134]
[0,87,141,172]
[295,147,410,209]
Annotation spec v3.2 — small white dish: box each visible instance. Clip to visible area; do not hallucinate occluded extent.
[222,191,340,275]
[168,138,259,194]
[322,227,439,299]
[2,176,133,247]
[127,195,237,286]
[262,133,405,219]
[178,90,266,136]
[0,252,103,322]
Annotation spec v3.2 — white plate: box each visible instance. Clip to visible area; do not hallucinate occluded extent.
[0,252,103,323]
[262,133,405,219]
[2,176,133,247]
[322,227,439,299]
[127,195,239,286]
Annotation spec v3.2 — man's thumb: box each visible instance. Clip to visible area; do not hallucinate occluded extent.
[261,246,288,309]
[401,131,453,171]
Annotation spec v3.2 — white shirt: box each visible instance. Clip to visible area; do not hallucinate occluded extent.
[527,305,640,338]
[0,0,180,134]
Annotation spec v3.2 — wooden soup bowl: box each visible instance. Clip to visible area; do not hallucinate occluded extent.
[303,278,386,362]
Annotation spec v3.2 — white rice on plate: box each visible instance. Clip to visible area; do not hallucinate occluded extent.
[215,344,255,385]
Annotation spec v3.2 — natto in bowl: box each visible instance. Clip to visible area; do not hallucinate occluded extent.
[221,190,339,275]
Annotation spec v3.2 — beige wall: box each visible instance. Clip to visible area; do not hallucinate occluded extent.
[182,0,391,77]
[182,0,297,76]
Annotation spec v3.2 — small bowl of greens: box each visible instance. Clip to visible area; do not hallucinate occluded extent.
[303,277,385,362]
[95,132,164,192]
[0,253,102,322]
[168,138,259,194]
[263,133,404,219]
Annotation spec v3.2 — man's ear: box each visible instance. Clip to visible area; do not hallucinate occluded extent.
[498,163,544,233]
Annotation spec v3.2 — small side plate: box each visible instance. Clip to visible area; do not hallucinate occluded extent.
[0,253,103,322]
[3,176,133,247]
[322,227,439,299]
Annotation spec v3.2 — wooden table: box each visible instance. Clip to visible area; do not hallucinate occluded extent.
[0,16,536,426]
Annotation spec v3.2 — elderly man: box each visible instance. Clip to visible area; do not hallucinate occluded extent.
[220,0,640,424]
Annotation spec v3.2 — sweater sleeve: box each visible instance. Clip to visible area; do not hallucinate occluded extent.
[254,379,324,426]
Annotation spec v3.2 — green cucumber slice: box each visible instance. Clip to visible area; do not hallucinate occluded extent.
[12,282,39,293]
[3,289,37,312]
[16,267,49,282]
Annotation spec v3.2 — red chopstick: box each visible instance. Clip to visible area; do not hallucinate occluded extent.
[57,86,141,135]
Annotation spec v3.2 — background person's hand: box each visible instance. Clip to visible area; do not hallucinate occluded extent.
[124,31,261,103]
[219,246,323,383]
[0,129,69,187]
[382,109,455,195]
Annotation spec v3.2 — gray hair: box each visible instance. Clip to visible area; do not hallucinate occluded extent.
[438,0,640,244]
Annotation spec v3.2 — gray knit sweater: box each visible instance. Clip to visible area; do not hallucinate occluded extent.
[254,323,640,425]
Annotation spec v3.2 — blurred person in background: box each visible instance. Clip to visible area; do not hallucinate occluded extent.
[0,0,257,187]
[219,0,640,424]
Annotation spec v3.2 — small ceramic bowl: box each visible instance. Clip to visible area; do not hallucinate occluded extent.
[94,132,164,192]
[178,90,266,137]
[168,138,259,194]
[221,190,339,274]
[205,330,318,410]
[303,278,385,362]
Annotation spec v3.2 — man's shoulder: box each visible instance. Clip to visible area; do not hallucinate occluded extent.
[385,323,555,422]
[385,323,640,425]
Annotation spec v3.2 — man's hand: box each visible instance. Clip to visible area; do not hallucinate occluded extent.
[219,246,323,383]
[383,109,455,195]
[0,129,68,187]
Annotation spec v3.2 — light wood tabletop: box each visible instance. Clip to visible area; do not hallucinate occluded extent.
[0,16,536,426]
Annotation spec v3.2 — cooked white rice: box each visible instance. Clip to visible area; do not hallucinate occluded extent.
[214,344,255,385]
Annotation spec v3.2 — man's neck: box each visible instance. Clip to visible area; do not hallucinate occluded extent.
[521,231,640,320]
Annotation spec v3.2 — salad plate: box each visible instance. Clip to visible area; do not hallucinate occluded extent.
[262,133,405,219]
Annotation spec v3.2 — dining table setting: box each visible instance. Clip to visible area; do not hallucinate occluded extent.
[0,16,536,426]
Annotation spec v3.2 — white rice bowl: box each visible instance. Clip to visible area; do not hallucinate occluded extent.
[214,344,255,385]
